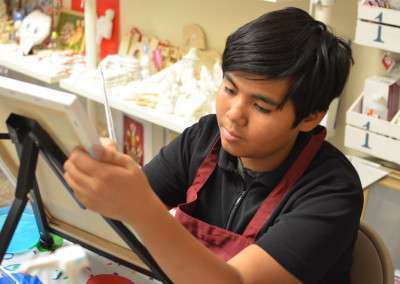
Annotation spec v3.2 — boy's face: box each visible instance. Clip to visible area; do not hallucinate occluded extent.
[216,71,302,169]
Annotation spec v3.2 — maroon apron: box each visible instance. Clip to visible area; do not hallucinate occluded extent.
[175,128,326,261]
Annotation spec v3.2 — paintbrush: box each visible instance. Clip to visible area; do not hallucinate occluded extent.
[99,67,117,143]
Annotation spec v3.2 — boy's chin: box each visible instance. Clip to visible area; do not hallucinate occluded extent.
[220,140,247,158]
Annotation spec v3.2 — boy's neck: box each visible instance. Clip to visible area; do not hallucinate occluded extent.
[240,134,298,172]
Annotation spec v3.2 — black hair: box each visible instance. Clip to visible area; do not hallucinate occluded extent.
[222,7,354,127]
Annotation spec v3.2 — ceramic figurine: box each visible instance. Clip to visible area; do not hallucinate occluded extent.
[67,19,84,51]
[118,34,131,55]
[156,78,179,114]
[121,47,220,121]
[18,10,51,55]
[128,26,144,58]
[181,24,206,56]
[18,245,90,283]
[96,8,115,45]
[212,61,223,87]
[140,44,151,79]
[175,86,208,121]
[97,54,141,87]
[0,0,15,44]
[161,45,181,67]
[199,65,218,112]
[12,9,24,32]
[200,65,215,91]
[178,47,198,84]
[382,53,400,75]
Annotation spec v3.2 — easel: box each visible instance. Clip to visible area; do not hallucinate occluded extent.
[0,113,172,283]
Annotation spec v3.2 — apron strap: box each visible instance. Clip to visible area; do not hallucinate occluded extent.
[243,128,327,240]
[186,137,220,203]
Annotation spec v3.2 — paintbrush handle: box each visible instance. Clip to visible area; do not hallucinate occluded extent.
[100,68,117,142]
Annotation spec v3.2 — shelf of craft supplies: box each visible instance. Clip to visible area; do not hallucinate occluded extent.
[0,43,80,84]
[345,93,400,165]
[59,76,195,134]
[355,3,400,53]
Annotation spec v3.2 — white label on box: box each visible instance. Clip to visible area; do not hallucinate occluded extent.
[345,125,400,165]
[355,20,400,53]
[358,5,400,27]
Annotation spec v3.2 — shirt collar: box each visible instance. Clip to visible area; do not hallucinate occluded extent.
[217,130,313,187]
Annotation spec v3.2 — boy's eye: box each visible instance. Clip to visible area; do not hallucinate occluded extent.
[254,103,271,113]
[224,86,235,95]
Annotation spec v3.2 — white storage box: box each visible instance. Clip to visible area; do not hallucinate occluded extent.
[345,94,400,165]
[355,3,400,53]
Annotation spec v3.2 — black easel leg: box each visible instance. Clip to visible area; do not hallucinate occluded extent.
[31,179,54,250]
[0,135,39,263]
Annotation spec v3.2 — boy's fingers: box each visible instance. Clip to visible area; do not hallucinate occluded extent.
[100,137,117,151]
[63,160,94,192]
[93,144,133,169]
[64,172,90,202]
[66,148,100,176]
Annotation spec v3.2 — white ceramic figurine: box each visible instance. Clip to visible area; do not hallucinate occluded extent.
[18,10,52,55]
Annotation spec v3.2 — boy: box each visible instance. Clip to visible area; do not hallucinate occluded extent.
[64,7,363,284]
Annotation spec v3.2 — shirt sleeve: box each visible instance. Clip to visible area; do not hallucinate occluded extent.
[142,126,196,207]
[143,115,218,207]
[256,160,363,283]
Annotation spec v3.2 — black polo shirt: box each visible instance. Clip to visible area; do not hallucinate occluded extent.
[143,114,363,284]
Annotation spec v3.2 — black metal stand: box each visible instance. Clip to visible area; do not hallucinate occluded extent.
[0,118,54,258]
[0,114,172,284]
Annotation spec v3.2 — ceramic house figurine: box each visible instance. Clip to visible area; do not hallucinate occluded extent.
[96,8,115,45]
[18,10,51,55]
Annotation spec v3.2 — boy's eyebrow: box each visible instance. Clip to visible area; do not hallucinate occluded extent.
[251,94,279,106]
[224,73,280,106]
[224,73,238,89]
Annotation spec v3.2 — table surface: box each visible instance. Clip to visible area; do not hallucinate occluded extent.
[0,240,161,284]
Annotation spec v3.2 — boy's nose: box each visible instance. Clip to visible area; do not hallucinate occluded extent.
[226,102,248,127]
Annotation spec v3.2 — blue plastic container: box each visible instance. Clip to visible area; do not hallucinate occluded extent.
[0,206,40,254]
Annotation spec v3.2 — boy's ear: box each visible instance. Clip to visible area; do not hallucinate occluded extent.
[297,111,326,132]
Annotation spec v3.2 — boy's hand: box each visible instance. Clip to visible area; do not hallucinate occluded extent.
[63,141,152,223]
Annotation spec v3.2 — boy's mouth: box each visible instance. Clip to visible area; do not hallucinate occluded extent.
[220,126,242,142]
